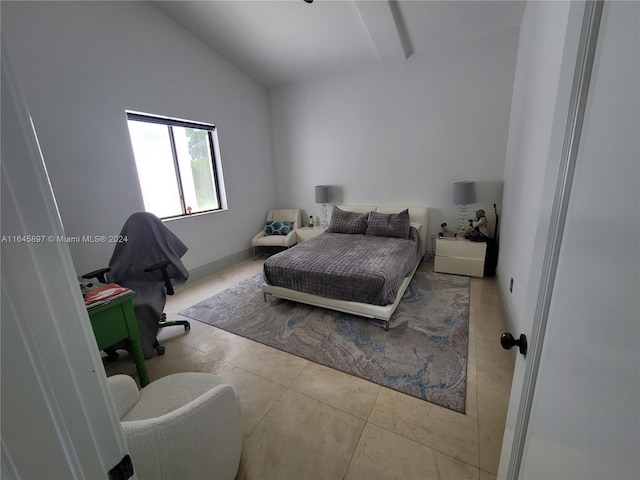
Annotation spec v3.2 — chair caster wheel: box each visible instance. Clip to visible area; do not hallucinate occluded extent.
[184,323,191,331]
[105,352,120,362]
[103,348,119,362]
[155,345,166,356]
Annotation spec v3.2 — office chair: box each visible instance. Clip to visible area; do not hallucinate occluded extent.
[84,212,190,359]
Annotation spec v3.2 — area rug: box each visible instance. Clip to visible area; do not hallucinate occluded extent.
[179,264,470,413]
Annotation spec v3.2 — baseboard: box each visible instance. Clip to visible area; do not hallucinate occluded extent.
[182,248,255,285]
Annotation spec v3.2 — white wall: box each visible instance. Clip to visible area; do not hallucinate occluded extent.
[1,1,276,275]
[496,1,574,334]
[269,28,520,244]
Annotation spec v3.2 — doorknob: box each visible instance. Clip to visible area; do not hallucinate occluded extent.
[501,332,528,355]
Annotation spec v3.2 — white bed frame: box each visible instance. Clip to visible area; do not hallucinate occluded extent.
[262,205,429,331]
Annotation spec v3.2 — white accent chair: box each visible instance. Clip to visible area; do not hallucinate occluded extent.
[107,372,242,480]
[251,208,302,256]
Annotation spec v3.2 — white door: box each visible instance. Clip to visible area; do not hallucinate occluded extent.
[499,1,639,478]
[1,45,130,478]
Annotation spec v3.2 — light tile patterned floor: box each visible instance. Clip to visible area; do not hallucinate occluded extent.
[104,257,515,480]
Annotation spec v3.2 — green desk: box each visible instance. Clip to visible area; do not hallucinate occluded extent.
[87,292,150,387]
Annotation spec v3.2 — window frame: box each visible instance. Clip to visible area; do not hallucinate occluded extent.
[126,111,226,220]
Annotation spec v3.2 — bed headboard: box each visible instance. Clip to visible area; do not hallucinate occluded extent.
[336,205,429,258]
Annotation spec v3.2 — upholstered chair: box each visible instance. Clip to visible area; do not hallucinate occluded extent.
[251,208,302,255]
[107,372,241,480]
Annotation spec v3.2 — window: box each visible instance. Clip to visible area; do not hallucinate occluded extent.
[126,111,226,219]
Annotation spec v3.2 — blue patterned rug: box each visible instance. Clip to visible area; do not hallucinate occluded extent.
[179,263,470,413]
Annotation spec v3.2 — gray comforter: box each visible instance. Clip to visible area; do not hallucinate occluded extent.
[263,228,421,305]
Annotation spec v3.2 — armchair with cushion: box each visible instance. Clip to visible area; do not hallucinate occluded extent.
[107,372,242,480]
[251,208,302,256]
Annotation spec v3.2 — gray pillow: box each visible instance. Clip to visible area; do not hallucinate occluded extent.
[326,207,369,234]
[366,209,411,239]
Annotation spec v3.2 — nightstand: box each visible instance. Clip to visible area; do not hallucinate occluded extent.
[434,237,487,277]
[296,226,326,243]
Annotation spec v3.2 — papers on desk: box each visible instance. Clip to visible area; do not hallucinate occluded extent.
[80,280,132,308]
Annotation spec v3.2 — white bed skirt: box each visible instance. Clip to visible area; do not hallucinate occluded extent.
[262,257,420,330]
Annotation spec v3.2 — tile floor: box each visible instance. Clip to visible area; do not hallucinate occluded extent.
[104,257,515,480]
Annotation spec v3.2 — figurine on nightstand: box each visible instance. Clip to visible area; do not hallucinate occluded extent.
[464,209,489,241]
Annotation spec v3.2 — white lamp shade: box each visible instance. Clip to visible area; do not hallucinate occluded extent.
[453,181,476,205]
[315,185,329,204]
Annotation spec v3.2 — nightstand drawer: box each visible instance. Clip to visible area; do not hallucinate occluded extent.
[434,238,487,277]
[436,239,486,260]
[435,255,485,277]
[296,226,326,243]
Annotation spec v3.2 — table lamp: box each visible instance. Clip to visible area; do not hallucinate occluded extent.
[453,181,476,234]
[315,185,330,228]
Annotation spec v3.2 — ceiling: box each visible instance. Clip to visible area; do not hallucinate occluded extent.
[154,0,525,88]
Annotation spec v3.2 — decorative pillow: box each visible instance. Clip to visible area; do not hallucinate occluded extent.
[265,220,293,236]
[366,209,411,239]
[326,207,368,234]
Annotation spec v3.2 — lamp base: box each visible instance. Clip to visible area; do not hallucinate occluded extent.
[458,204,469,235]
[320,203,328,228]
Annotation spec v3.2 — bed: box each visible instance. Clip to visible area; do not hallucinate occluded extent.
[261,205,429,330]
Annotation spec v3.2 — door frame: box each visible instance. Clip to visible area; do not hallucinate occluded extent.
[1,42,129,478]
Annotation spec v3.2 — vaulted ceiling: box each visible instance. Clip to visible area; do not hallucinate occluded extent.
[154,0,525,88]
